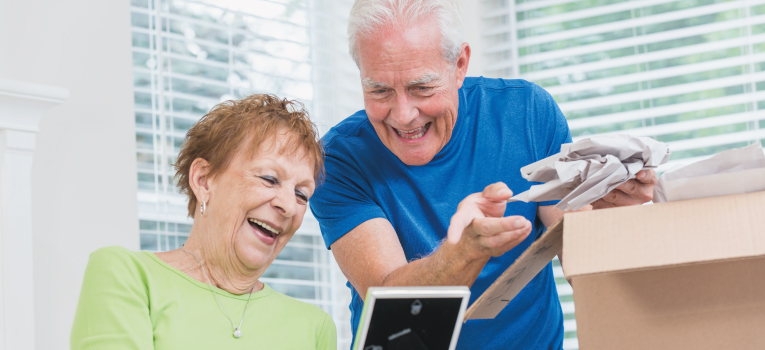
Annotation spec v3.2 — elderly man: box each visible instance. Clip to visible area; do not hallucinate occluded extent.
[310,0,657,349]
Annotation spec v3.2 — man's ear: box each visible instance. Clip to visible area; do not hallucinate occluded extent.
[189,158,212,206]
[455,42,471,89]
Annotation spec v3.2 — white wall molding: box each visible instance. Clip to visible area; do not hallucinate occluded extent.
[0,80,69,133]
[0,79,68,350]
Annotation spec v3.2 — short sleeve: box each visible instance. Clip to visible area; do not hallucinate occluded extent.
[310,136,387,249]
[530,84,573,206]
[315,313,337,350]
[70,247,154,350]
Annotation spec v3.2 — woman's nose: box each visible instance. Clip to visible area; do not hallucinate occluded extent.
[271,188,297,218]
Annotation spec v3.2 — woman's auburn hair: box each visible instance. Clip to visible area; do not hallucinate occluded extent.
[174,94,324,218]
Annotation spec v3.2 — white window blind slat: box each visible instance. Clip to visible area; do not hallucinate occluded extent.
[512,0,671,31]
[158,12,311,44]
[563,339,580,349]
[131,5,312,37]
[553,265,564,277]
[567,92,764,129]
[557,72,765,111]
[581,111,764,138]
[515,33,765,80]
[516,1,757,47]
[664,128,765,151]
[135,50,313,83]
[545,53,765,96]
[509,17,765,63]
[561,301,575,314]
[179,0,310,27]
[514,0,588,13]
[516,0,748,32]
[557,283,574,296]
[564,319,578,332]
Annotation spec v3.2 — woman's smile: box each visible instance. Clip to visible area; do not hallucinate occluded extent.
[247,217,282,245]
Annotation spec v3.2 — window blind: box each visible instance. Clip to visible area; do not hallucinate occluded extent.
[130,1,360,348]
[481,0,765,348]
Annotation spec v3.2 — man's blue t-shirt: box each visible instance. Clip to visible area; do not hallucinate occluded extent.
[310,77,572,350]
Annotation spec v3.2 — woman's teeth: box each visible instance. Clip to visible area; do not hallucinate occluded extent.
[247,218,280,235]
[395,123,430,139]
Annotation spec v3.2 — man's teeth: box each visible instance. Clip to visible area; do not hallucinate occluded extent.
[247,218,280,235]
[396,124,429,139]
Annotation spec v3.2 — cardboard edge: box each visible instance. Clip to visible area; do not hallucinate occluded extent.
[463,218,564,321]
[562,191,765,278]
[567,253,765,279]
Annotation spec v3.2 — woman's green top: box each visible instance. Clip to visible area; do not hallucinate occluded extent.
[71,246,336,350]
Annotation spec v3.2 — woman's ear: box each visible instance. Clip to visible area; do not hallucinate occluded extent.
[189,158,212,206]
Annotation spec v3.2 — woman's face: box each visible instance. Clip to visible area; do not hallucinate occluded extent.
[206,135,316,272]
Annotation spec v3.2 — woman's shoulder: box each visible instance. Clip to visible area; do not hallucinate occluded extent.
[88,246,148,266]
[264,285,331,320]
[84,246,155,282]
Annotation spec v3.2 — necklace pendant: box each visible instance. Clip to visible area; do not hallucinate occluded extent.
[233,328,242,338]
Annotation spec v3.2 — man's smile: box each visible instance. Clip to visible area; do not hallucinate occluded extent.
[392,122,431,140]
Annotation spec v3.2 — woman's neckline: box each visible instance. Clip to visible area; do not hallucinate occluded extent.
[145,250,271,300]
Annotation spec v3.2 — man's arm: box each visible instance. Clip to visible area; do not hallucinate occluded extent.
[331,183,532,300]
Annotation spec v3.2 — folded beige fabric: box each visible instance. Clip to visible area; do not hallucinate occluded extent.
[508,134,671,211]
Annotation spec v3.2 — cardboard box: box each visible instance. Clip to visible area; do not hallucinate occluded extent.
[467,190,765,349]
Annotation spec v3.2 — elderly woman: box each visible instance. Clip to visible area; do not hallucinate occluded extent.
[70,94,335,349]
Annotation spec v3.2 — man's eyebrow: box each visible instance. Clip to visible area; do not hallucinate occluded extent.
[362,78,391,90]
[408,73,441,86]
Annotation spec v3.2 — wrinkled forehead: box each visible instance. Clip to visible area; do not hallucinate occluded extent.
[357,18,445,72]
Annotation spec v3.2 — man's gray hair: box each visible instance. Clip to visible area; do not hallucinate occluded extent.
[347,0,463,67]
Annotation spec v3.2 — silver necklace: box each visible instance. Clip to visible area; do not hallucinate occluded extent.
[180,244,254,339]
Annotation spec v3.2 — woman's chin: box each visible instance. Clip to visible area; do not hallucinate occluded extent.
[237,247,274,271]
[236,236,277,269]
[236,223,291,270]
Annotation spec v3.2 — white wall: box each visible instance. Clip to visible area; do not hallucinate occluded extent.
[0,1,138,349]
[459,0,486,78]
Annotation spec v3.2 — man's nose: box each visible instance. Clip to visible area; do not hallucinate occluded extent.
[392,92,418,126]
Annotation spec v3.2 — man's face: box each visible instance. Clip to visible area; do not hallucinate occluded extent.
[356,20,470,166]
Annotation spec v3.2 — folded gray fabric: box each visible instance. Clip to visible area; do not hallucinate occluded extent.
[653,144,765,203]
[508,134,671,211]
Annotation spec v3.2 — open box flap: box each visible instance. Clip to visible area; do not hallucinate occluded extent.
[464,219,563,320]
[562,191,765,279]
